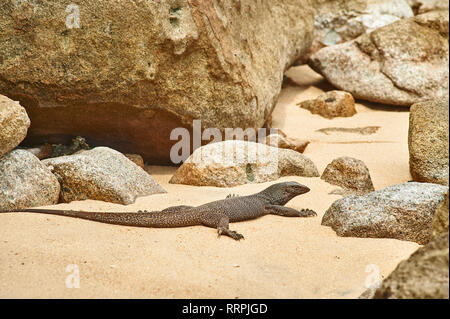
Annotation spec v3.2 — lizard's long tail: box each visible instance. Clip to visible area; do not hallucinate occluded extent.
[5,208,202,228]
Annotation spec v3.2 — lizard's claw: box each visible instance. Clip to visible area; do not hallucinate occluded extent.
[217,227,245,241]
[299,209,317,217]
[229,231,244,241]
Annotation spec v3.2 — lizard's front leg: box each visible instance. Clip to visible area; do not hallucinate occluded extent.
[265,205,317,217]
[201,213,244,241]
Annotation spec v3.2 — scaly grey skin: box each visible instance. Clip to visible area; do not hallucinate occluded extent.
[4,181,316,240]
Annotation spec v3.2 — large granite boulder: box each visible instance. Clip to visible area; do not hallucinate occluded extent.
[308,11,449,106]
[0,0,314,164]
[321,182,448,244]
[169,140,319,187]
[0,95,30,158]
[43,147,166,205]
[310,0,413,56]
[408,98,449,186]
[0,150,60,211]
[372,232,449,299]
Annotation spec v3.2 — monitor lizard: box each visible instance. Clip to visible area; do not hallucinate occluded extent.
[3,181,316,240]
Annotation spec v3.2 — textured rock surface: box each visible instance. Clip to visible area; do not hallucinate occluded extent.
[297,90,356,119]
[409,98,449,186]
[0,95,30,158]
[311,0,413,56]
[43,147,166,205]
[407,0,449,14]
[321,182,448,244]
[321,157,375,194]
[0,150,60,211]
[0,0,314,164]
[432,191,449,237]
[170,140,319,187]
[308,11,449,106]
[372,232,449,299]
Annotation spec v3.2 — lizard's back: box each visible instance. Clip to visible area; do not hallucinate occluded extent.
[194,195,267,222]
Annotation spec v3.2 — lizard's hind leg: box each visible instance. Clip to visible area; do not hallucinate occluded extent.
[201,213,244,241]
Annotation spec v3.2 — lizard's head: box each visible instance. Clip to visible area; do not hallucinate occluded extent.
[284,181,310,196]
[261,181,310,205]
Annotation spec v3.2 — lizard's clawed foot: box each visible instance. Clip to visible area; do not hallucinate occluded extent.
[226,194,240,199]
[218,227,245,241]
[299,209,317,217]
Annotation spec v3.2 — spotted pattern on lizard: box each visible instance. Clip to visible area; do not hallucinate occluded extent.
[4,181,316,240]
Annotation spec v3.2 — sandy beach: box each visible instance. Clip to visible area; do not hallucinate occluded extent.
[0,66,420,298]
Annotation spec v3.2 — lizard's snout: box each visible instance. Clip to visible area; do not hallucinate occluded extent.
[286,182,310,195]
[297,185,310,194]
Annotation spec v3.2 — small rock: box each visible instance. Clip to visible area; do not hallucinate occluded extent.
[22,144,53,160]
[409,98,449,186]
[432,191,449,237]
[265,133,310,154]
[42,147,166,205]
[169,140,319,187]
[0,95,30,158]
[321,157,375,194]
[297,91,356,119]
[371,232,449,299]
[0,150,60,211]
[124,154,145,169]
[321,182,448,244]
